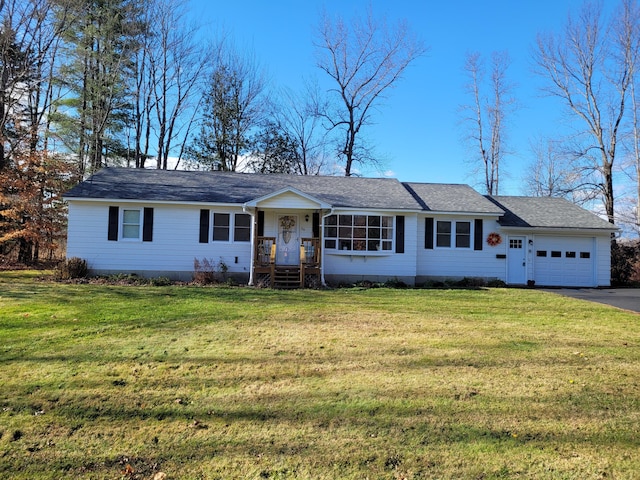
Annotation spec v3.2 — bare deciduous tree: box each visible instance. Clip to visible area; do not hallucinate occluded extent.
[524,135,600,204]
[533,0,640,225]
[276,83,329,175]
[146,0,207,170]
[314,7,425,176]
[461,51,516,195]
[630,64,640,232]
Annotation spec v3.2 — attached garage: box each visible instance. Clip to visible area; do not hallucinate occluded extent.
[533,236,596,287]
[488,196,617,287]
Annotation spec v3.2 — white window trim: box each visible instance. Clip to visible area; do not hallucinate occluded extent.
[121,208,142,241]
[323,213,394,253]
[435,219,473,250]
[211,212,251,243]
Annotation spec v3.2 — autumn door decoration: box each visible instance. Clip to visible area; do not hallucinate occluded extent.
[487,232,502,247]
[280,216,296,244]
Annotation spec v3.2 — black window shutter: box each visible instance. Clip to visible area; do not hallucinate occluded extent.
[312,212,320,238]
[474,219,483,251]
[257,210,264,237]
[108,206,119,241]
[199,209,210,243]
[425,218,434,249]
[395,215,405,253]
[143,208,154,242]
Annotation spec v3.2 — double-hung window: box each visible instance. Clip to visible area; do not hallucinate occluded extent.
[455,222,471,248]
[234,214,251,242]
[108,206,153,242]
[210,212,251,242]
[436,220,471,248]
[122,209,141,240]
[436,221,451,247]
[213,213,230,241]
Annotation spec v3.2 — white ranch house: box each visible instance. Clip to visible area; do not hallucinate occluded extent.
[64,168,617,287]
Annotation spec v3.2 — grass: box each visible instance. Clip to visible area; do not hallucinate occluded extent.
[0,272,638,479]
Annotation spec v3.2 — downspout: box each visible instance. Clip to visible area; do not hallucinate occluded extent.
[320,207,334,286]
[243,205,255,286]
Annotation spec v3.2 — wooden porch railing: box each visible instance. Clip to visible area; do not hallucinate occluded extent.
[253,236,321,288]
[254,237,276,287]
[300,237,321,287]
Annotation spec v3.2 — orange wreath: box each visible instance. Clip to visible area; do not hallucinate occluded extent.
[487,232,502,247]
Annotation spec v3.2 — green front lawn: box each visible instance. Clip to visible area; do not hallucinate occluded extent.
[0,272,638,479]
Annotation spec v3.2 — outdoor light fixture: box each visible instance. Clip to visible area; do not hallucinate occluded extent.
[305,214,309,222]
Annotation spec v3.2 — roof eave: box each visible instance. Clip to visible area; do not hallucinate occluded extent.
[498,225,619,234]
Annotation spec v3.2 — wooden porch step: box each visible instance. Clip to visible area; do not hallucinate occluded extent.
[273,266,301,289]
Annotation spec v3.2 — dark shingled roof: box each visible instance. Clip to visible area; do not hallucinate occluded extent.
[404,183,504,214]
[488,196,616,230]
[64,169,619,231]
[64,167,422,210]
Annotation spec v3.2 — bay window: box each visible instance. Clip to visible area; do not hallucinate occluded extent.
[324,214,393,252]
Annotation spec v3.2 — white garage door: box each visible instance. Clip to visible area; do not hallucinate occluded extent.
[533,236,596,287]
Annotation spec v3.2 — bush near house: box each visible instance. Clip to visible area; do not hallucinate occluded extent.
[611,239,640,286]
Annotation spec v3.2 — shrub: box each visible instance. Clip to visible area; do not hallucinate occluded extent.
[193,257,228,284]
[54,257,88,280]
[611,240,640,286]
[455,277,486,288]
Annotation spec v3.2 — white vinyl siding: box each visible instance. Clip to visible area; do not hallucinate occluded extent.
[67,202,252,279]
[418,217,507,281]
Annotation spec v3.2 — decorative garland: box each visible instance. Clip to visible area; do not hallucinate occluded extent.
[487,232,502,247]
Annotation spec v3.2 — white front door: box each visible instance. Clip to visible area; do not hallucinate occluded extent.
[276,215,299,265]
[507,236,527,284]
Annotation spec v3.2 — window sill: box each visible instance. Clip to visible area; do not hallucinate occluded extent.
[327,250,393,257]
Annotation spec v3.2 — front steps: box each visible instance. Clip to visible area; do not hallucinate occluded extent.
[273,266,301,289]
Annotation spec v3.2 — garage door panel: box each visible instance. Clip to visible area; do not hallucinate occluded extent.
[533,237,595,287]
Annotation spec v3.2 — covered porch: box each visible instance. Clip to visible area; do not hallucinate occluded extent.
[253,235,321,288]
[244,186,332,288]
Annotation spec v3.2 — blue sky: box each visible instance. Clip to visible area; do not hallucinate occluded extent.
[189,0,595,194]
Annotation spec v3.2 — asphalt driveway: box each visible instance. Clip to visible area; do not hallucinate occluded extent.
[543,288,640,313]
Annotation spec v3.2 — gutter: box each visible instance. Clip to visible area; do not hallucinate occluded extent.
[320,207,335,286]
[243,205,255,286]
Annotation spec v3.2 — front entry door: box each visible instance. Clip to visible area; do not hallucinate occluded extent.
[276,215,299,265]
[507,236,527,284]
